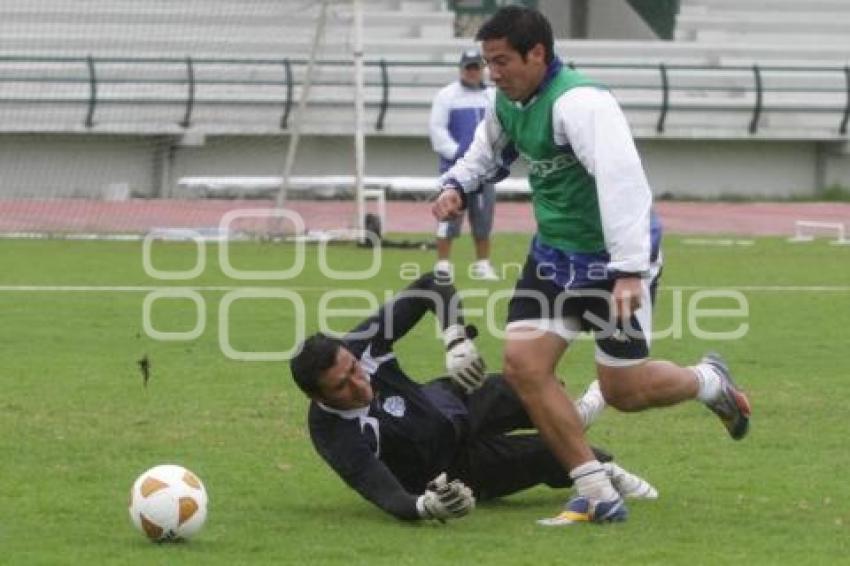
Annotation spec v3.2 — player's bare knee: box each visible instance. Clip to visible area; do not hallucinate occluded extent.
[502,351,548,394]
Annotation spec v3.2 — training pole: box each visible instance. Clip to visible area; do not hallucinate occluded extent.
[275,0,329,217]
[352,0,367,235]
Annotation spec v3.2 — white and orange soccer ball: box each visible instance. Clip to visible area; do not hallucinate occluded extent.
[128,464,208,542]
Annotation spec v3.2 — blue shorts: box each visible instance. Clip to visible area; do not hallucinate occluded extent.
[505,252,662,368]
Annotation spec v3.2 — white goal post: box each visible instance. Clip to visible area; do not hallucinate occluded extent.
[273,0,369,239]
[788,220,850,245]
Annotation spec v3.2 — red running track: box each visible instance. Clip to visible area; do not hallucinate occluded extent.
[0,199,849,237]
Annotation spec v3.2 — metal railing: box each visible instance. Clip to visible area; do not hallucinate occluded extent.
[449,1,538,14]
[1,54,849,136]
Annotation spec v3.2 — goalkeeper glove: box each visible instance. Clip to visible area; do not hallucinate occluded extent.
[416,473,475,521]
[444,324,486,393]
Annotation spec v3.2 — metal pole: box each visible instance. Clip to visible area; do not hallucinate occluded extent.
[656,63,669,134]
[85,56,97,128]
[352,0,367,236]
[275,0,329,214]
[749,64,763,135]
[180,56,195,129]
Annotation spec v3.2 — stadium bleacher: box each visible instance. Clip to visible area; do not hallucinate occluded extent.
[677,4,850,46]
[0,0,452,57]
[1,0,849,202]
[2,0,848,140]
[678,0,850,45]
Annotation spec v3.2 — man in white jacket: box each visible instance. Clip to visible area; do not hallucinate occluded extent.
[429,48,499,281]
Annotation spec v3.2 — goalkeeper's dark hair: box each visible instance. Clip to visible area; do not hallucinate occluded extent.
[475,5,554,64]
[290,333,344,396]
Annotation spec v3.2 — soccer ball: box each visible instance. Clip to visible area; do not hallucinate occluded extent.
[128,464,208,542]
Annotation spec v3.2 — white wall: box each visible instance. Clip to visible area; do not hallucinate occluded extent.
[172,137,842,198]
[3,133,849,200]
[823,143,850,189]
[638,139,817,198]
[169,136,436,179]
[0,135,158,197]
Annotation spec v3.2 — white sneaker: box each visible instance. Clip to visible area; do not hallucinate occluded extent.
[604,462,658,500]
[470,260,499,281]
[537,495,628,526]
[434,260,453,281]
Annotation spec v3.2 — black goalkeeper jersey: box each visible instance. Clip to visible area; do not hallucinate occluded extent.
[306,274,469,520]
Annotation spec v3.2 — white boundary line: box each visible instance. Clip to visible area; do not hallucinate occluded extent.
[666,285,850,292]
[0,285,335,292]
[680,238,755,246]
[0,285,849,293]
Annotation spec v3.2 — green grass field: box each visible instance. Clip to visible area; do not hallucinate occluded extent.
[1,234,848,565]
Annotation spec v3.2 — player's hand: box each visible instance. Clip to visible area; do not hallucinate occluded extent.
[432,188,463,221]
[418,473,475,521]
[444,324,486,393]
[611,276,643,322]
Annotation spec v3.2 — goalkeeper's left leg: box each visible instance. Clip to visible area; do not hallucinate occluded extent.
[455,433,613,501]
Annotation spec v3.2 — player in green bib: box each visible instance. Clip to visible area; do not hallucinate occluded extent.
[432,6,752,526]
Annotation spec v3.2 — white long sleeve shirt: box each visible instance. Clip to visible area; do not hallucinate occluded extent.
[441,82,653,274]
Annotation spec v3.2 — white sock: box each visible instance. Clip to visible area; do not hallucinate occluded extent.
[435,260,452,273]
[570,460,619,502]
[574,380,606,429]
[602,462,658,499]
[602,462,622,480]
[691,363,722,403]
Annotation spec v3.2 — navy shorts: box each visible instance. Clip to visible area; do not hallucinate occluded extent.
[505,254,662,367]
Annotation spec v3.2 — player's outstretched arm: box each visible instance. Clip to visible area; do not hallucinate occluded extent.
[311,415,430,521]
[444,324,487,393]
[344,272,469,357]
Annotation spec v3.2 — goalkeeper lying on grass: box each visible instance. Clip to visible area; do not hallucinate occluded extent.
[290,273,656,522]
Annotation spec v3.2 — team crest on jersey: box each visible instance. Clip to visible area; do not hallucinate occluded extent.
[382,396,406,417]
[524,152,577,178]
